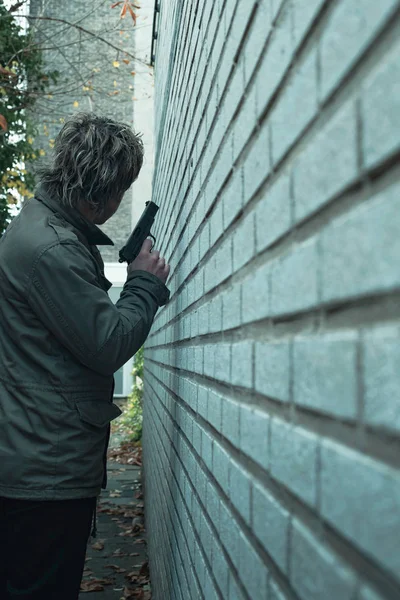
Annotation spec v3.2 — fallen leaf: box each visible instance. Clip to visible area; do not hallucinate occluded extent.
[80,581,104,592]
[105,564,127,573]
[122,586,138,598]
[82,569,93,576]
[0,114,8,132]
[91,539,105,551]
[112,548,128,556]
[139,561,149,577]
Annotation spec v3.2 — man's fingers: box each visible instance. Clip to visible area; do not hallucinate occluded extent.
[141,238,153,253]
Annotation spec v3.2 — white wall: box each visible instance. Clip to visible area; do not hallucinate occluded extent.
[131,0,155,228]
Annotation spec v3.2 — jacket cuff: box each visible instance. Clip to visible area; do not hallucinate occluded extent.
[126,269,171,306]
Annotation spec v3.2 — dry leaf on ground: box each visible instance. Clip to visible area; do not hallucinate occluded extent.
[91,539,105,551]
[105,564,127,573]
[80,577,114,592]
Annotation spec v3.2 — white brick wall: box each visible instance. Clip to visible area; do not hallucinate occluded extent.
[143,1,400,599]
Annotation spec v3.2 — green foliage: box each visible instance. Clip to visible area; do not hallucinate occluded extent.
[112,346,144,443]
[0,3,59,235]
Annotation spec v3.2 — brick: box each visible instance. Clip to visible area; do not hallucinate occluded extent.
[270,238,318,316]
[209,294,223,333]
[229,460,252,524]
[362,39,400,168]
[232,90,258,163]
[206,481,220,530]
[194,267,205,301]
[290,519,357,600]
[194,543,206,590]
[363,325,400,432]
[238,533,269,600]
[292,0,325,48]
[222,396,240,446]
[203,567,219,600]
[255,339,290,402]
[321,181,400,302]
[211,541,229,598]
[198,303,210,335]
[321,439,400,578]
[199,512,213,562]
[201,429,213,470]
[320,0,397,99]
[192,421,201,454]
[293,101,358,223]
[222,168,244,230]
[228,574,247,600]
[210,199,224,247]
[271,0,285,21]
[231,341,253,388]
[224,59,247,130]
[213,132,234,194]
[222,283,242,331]
[271,418,318,507]
[270,579,288,600]
[204,344,215,378]
[243,0,270,85]
[205,255,218,294]
[213,441,230,494]
[214,237,233,287]
[199,220,210,261]
[190,308,199,337]
[240,406,269,469]
[208,389,222,430]
[242,261,271,324]
[253,483,289,572]
[255,171,291,253]
[233,212,256,272]
[197,385,208,419]
[220,502,241,568]
[215,343,232,383]
[192,493,202,536]
[359,585,385,600]
[194,345,204,375]
[256,1,293,119]
[271,48,318,165]
[243,123,270,203]
[293,331,358,419]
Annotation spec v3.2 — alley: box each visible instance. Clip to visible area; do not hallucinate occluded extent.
[79,457,151,599]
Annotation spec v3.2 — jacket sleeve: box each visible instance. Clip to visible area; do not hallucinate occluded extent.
[27,240,170,375]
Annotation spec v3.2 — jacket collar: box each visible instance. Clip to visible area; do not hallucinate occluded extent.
[34,183,114,246]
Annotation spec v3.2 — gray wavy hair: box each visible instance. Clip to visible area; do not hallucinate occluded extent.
[38,112,144,216]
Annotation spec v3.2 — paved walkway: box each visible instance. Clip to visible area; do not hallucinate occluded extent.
[79,462,150,599]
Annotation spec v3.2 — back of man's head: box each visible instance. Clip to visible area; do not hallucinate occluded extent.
[38,112,144,219]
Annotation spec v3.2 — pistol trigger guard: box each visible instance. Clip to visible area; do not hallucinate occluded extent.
[148,234,156,251]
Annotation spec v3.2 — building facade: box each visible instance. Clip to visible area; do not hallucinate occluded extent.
[28,0,155,396]
[143,1,400,599]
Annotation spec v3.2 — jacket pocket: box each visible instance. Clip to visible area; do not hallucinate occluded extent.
[75,400,122,428]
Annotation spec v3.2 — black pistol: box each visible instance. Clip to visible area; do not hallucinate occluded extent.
[118,201,159,264]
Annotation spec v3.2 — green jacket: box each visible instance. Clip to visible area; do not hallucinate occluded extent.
[0,184,169,500]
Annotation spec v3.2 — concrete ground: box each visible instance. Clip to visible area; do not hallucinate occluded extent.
[79,462,150,599]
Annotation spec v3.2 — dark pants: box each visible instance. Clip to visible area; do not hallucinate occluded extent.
[0,496,96,599]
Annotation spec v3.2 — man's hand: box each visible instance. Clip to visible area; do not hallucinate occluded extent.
[127,238,170,285]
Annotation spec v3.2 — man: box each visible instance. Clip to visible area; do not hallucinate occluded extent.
[0,112,170,599]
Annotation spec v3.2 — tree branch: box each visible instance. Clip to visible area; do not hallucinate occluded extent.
[23,15,147,66]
